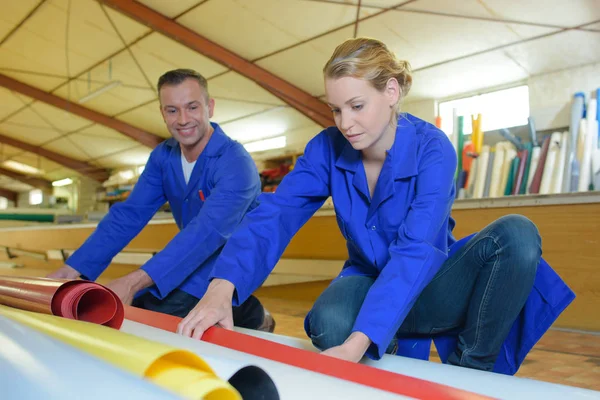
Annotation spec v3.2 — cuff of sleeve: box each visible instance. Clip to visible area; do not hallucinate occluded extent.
[140,262,170,299]
[209,272,246,307]
[352,322,387,360]
[66,251,102,281]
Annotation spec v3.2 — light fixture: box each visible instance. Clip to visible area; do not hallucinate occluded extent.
[3,160,44,175]
[52,178,73,187]
[118,170,135,181]
[243,136,287,153]
[78,81,122,104]
[228,122,287,143]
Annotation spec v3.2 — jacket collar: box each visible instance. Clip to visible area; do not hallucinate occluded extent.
[334,114,419,180]
[167,122,230,197]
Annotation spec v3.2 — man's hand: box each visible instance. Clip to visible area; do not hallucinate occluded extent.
[177,279,235,340]
[321,331,371,363]
[106,269,153,305]
[46,265,80,280]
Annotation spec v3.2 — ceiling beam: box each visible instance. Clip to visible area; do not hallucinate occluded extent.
[0,133,109,182]
[99,0,335,128]
[0,188,18,203]
[0,166,52,190]
[0,74,164,148]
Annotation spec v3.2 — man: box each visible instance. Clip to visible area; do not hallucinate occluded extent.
[48,69,274,332]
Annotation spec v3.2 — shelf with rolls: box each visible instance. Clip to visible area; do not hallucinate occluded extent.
[452,91,599,204]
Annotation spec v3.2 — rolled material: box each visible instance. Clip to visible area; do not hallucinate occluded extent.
[519,143,533,194]
[489,142,507,197]
[552,132,569,194]
[124,306,492,400]
[563,92,585,192]
[473,146,490,199]
[466,157,478,198]
[512,149,529,195]
[526,146,542,194]
[0,305,240,400]
[529,135,552,194]
[500,145,517,196]
[482,150,495,198]
[0,315,181,400]
[540,132,562,194]
[228,366,280,400]
[0,275,124,328]
[230,328,600,400]
[579,99,597,192]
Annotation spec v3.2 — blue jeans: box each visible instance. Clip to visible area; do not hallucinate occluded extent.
[307,214,541,371]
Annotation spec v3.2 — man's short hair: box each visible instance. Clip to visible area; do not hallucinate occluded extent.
[157,69,209,99]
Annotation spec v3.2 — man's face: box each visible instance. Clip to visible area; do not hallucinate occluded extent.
[159,78,215,150]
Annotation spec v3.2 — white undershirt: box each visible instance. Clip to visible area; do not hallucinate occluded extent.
[181,153,197,185]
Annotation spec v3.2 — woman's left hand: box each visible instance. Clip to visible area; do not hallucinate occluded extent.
[320,331,371,363]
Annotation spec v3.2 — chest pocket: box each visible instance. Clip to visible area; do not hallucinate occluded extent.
[378,178,415,234]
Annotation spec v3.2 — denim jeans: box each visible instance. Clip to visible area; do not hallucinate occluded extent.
[308,214,541,371]
[132,289,266,329]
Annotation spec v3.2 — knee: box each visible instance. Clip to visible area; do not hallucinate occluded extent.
[493,214,541,271]
[308,304,354,350]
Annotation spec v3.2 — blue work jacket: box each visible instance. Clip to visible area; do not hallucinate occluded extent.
[211,114,574,374]
[67,122,261,300]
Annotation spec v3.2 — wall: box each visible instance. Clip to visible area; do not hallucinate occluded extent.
[402,99,437,125]
[0,197,15,209]
[528,62,600,131]
[53,185,76,210]
[77,176,107,215]
[16,189,51,208]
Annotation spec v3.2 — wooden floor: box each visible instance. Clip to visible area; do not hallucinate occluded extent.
[255,281,600,392]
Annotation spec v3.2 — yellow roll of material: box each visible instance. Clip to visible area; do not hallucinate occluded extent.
[0,305,240,400]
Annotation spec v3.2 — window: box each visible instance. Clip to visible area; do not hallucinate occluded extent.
[438,85,530,135]
[0,197,7,210]
[29,189,43,206]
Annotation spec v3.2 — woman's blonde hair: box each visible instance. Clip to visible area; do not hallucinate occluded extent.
[323,37,412,123]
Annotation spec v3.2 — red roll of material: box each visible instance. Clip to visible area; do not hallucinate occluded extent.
[0,276,124,328]
[124,306,493,400]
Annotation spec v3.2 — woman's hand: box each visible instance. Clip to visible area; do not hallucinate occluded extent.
[321,331,371,363]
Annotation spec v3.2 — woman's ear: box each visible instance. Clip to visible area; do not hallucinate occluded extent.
[385,78,401,107]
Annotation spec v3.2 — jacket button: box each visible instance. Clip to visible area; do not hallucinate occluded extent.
[371,226,376,230]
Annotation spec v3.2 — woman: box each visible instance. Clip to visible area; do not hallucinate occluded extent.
[178,38,574,374]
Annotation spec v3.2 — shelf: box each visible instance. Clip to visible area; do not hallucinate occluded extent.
[315,191,600,216]
[451,191,600,210]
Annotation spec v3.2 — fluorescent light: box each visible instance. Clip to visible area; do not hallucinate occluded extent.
[52,178,73,187]
[243,136,287,153]
[228,122,287,142]
[118,170,135,180]
[78,81,122,104]
[3,160,44,175]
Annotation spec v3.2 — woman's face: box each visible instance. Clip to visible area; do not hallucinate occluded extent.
[325,76,399,151]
